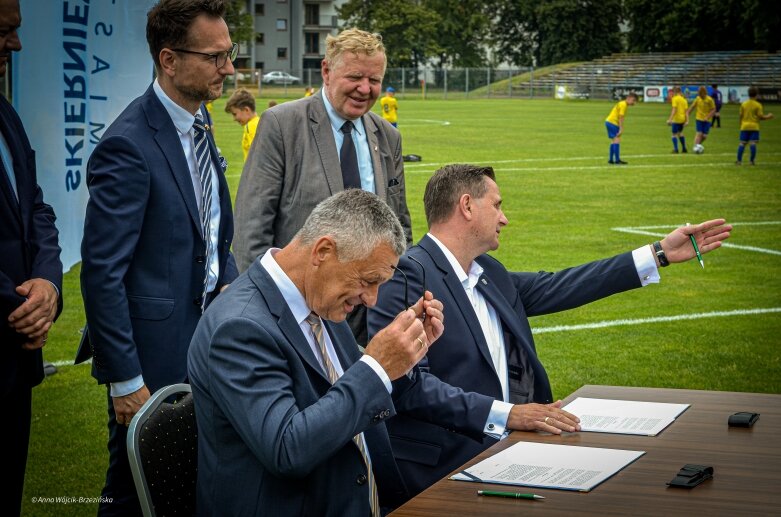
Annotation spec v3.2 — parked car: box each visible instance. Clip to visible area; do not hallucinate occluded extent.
[262,71,301,85]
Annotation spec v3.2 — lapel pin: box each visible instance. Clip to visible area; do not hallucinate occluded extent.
[481,278,488,285]
[374,145,378,151]
[205,124,211,132]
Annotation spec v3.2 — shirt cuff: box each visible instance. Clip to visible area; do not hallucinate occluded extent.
[47,280,60,298]
[632,245,660,286]
[110,375,145,398]
[360,355,392,394]
[484,400,514,439]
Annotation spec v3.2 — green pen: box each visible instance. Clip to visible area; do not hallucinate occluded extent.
[477,490,545,500]
[686,222,704,269]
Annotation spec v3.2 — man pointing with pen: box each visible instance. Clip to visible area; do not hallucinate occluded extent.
[369,163,731,501]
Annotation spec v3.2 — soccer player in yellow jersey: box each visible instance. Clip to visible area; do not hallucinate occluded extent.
[687,86,716,148]
[605,92,637,164]
[737,86,774,165]
[666,86,689,153]
[380,86,399,127]
[225,88,260,161]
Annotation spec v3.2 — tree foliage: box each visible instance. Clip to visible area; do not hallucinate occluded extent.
[224,0,255,45]
[492,0,624,67]
[337,0,441,68]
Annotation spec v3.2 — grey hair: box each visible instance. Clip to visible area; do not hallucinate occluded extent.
[296,189,406,261]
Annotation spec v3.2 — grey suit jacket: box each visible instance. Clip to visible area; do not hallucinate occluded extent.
[233,91,412,272]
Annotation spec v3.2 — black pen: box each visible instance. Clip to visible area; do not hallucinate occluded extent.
[477,490,545,500]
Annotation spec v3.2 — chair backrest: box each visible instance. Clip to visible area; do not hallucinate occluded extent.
[127,383,197,517]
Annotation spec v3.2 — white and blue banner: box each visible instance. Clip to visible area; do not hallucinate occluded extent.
[13,0,155,271]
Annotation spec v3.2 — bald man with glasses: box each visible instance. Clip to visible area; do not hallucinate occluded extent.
[77,1,238,514]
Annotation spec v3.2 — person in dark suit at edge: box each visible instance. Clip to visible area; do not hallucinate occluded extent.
[0,1,63,514]
[233,27,412,346]
[77,0,238,514]
[368,163,731,499]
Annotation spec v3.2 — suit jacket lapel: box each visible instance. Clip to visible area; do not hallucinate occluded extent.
[362,114,386,199]
[249,261,331,384]
[141,87,201,234]
[309,92,342,194]
[418,236,498,375]
[0,102,22,221]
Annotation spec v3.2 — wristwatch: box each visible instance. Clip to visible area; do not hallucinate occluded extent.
[653,241,669,267]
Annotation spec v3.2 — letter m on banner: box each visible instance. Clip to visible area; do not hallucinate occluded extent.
[12,0,156,270]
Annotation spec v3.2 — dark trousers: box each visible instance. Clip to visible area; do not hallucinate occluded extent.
[99,388,142,516]
[1,380,32,517]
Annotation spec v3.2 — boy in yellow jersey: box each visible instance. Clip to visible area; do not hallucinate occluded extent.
[737,86,774,165]
[605,92,637,164]
[666,86,689,153]
[380,86,399,127]
[225,88,260,161]
[686,86,716,148]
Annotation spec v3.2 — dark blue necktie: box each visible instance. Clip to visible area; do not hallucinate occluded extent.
[193,115,213,311]
[339,121,361,190]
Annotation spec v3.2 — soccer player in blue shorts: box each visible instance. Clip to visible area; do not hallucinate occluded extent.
[687,86,716,149]
[605,92,637,164]
[667,86,689,153]
[711,84,723,128]
[737,86,774,165]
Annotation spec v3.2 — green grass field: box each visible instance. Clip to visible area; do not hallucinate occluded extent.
[23,95,781,516]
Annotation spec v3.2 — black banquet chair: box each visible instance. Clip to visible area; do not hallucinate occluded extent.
[127,383,197,517]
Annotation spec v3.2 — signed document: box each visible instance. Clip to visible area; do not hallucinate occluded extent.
[451,442,644,492]
[562,398,690,436]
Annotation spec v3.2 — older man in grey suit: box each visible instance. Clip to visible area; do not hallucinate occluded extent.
[234,29,411,344]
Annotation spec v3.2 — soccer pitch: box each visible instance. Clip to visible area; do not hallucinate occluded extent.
[25,97,780,515]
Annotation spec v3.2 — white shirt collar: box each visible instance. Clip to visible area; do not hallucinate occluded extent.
[321,87,365,137]
[152,79,198,136]
[426,233,484,289]
[260,249,313,326]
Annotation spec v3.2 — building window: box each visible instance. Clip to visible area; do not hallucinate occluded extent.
[255,3,264,15]
[276,18,287,31]
[256,33,264,44]
[256,61,265,70]
[305,33,319,54]
[277,47,288,59]
[305,4,319,25]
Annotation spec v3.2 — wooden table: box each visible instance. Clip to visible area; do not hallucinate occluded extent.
[391,385,781,516]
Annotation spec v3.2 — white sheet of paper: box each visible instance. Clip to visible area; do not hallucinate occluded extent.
[562,397,690,436]
[450,441,644,492]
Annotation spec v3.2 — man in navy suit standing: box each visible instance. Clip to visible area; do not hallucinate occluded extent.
[78,0,238,514]
[0,1,63,514]
[369,163,732,499]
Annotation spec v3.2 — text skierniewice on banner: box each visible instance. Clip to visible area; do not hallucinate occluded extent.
[13,0,156,270]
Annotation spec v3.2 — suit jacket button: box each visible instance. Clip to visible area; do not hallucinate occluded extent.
[356,474,367,485]
[193,297,202,306]
[196,256,205,263]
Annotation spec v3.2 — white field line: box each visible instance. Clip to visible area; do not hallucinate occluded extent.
[403,152,781,169]
[612,226,781,256]
[50,307,780,368]
[532,307,781,335]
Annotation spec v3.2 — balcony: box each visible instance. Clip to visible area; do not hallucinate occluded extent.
[303,15,338,31]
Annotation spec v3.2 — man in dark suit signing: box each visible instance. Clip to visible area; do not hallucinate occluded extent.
[1,1,63,514]
[233,28,412,346]
[368,163,732,499]
[78,1,238,514]
[189,189,443,516]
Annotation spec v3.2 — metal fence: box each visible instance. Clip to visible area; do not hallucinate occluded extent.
[228,64,781,101]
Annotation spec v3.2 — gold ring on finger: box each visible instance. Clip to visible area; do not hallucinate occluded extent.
[416,337,425,350]
[544,417,550,425]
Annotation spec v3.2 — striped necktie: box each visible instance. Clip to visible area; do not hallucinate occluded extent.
[192,115,213,312]
[305,312,380,517]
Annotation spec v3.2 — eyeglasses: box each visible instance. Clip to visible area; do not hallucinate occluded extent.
[391,256,427,319]
[172,42,238,68]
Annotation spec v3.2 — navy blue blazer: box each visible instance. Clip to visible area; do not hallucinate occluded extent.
[77,85,238,393]
[368,234,642,498]
[0,94,62,393]
[188,260,410,516]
